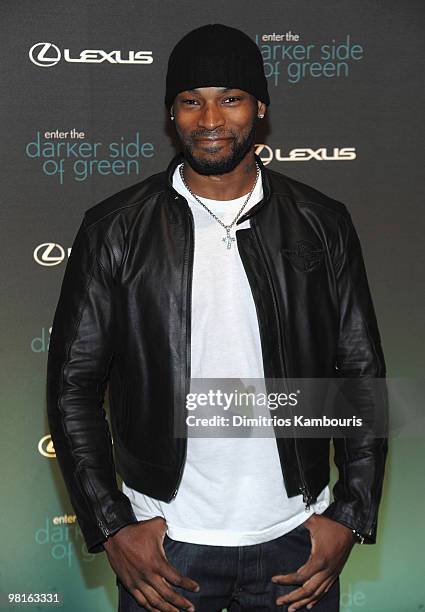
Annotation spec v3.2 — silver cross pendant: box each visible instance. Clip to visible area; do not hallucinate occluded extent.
[222,229,236,250]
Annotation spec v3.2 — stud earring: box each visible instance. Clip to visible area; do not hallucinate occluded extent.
[258,114,264,119]
[170,115,175,120]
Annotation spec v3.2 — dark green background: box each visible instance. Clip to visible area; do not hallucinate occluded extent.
[1,0,424,610]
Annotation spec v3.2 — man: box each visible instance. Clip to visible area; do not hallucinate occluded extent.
[46,23,388,612]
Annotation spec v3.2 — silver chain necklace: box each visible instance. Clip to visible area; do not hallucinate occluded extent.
[179,162,260,250]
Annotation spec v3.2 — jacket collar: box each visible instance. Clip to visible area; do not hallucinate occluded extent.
[165,150,272,225]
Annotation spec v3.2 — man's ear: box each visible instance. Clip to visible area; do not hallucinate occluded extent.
[257,99,266,118]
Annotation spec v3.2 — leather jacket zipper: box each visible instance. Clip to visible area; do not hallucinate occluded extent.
[77,466,111,537]
[98,520,110,538]
[170,194,195,500]
[251,222,313,511]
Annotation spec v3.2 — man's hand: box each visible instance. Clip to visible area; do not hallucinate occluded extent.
[271,513,355,611]
[104,516,200,612]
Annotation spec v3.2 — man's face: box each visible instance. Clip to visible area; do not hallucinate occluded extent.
[171,87,263,175]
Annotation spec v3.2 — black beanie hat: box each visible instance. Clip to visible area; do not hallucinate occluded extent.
[164,23,270,110]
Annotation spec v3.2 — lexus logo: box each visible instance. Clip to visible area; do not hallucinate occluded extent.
[34,243,68,266]
[255,144,274,166]
[29,42,61,67]
[29,42,153,67]
[38,434,56,458]
[255,144,356,165]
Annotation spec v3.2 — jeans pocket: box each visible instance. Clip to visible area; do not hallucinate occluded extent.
[295,521,310,534]
[162,533,181,559]
[294,522,312,550]
[163,532,173,548]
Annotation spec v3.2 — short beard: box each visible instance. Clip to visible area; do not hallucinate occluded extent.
[177,117,257,176]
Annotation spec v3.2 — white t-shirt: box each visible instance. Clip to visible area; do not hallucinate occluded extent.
[122,162,330,545]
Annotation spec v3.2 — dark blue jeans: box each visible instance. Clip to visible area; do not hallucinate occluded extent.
[116,523,340,611]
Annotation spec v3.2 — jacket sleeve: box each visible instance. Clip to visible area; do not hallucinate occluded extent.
[46,215,139,554]
[321,208,389,543]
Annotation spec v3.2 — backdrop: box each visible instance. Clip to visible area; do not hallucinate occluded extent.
[1,1,424,611]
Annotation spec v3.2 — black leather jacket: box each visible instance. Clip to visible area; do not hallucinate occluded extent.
[46,151,388,554]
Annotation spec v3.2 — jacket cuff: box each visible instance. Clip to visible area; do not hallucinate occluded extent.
[82,497,140,554]
[321,501,377,544]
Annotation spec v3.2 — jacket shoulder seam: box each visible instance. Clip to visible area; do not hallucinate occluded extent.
[266,168,350,217]
[291,198,350,220]
[84,189,166,274]
[84,189,166,230]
